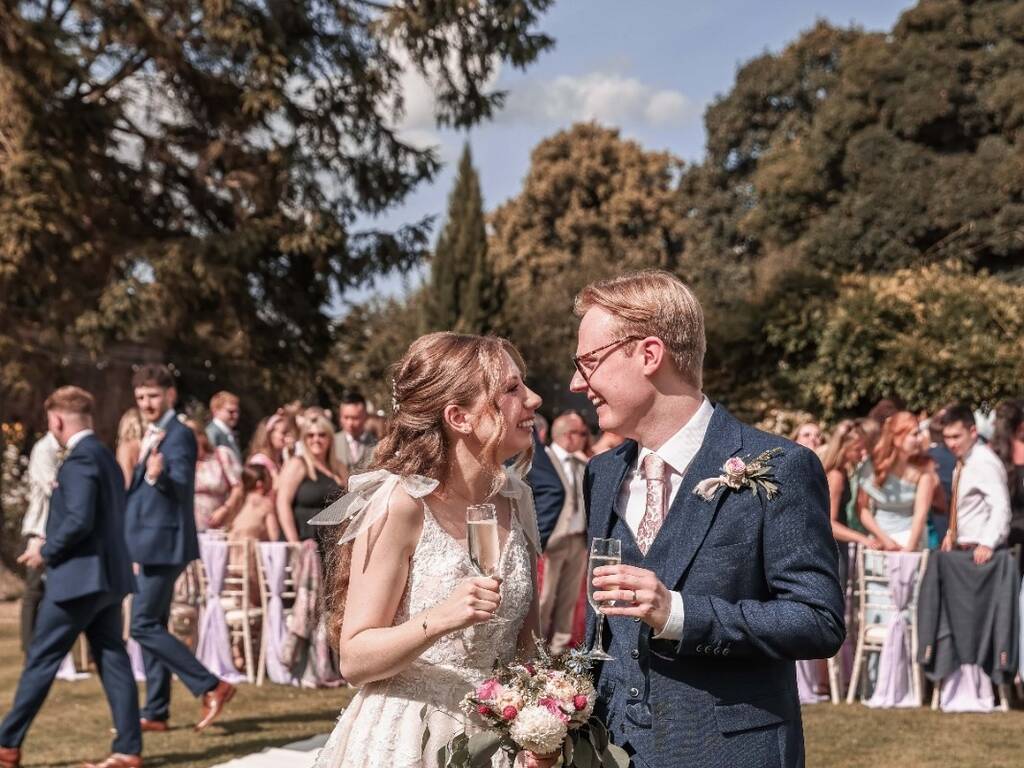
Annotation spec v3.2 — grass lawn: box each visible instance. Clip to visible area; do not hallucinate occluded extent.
[0,602,353,767]
[0,599,1017,767]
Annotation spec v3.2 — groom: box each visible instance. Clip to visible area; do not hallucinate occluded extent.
[571,271,844,768]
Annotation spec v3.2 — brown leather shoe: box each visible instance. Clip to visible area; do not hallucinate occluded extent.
[80,754,142,768]
[139,718,169,733]
[195,680,236,731]
[0,746,21,768]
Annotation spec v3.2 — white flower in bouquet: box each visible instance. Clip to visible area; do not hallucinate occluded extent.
[508,705,568,755]
[542,672,577,704]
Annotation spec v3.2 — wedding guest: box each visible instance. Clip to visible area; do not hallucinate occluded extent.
[276,413,347,544]
[537,411,589,653]
[205,391,242,463]
[229,465,280,545]
[926,405,957,546]
[125,364,235,733]
[115,408,144,489]
[819,420,877,588]
[792,420,823,450]
[940,404,1011,564]
[18,430,61,653]
[591,430,625,456]
[333,392,378,474]
[991,400,1024,549]
[0,386,141,768]
[858,412,939,552]
[190,419,243,533]
[228,465,279,633]
[246,413,294,491]
[534,413,550,445]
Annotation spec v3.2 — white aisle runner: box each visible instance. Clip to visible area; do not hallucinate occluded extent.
[210,734,327,768]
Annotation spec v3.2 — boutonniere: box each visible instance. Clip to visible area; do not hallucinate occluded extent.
[693,448,784,502]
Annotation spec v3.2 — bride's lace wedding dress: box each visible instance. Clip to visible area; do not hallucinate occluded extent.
[313,469,539,768]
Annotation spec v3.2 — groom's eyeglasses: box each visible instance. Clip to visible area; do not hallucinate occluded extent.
[572,336,643,384]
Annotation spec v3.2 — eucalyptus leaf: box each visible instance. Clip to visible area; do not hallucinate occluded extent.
[572,736,597,768]
[467,731,502,768]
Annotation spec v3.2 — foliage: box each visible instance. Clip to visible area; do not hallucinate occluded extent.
[327,292,426,413]
[683,2,1024,283]
[0,422,30,574]
[0,0,553,411]
[425,143,501,334]
[488,123,687,410]
[762,264,1024,419]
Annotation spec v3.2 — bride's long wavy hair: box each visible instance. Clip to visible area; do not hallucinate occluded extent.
[325,332,534,646]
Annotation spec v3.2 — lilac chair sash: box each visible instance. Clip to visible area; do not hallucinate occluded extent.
[866,551,921,708]
[259,541,298,686]
[195,538,245,684]
[55,652,89,681]
[126,637,147,682]
[939,664,995,712]
[796,660,827,703]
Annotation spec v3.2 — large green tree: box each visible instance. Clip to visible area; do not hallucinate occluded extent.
[488,123,686,410]
[424,143,499,334]
[0,0,553,418]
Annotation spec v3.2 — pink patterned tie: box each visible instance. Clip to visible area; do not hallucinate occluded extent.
[636,453,668,555]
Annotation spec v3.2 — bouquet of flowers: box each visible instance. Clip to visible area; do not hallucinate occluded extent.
[427,638,629,767]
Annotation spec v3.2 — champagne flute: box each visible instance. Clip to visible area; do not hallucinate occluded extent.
[587,538,622,661]
[467,503,507,623]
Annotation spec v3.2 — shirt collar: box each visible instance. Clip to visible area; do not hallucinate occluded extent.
[213,417,232,434]
[550,442,572,463]
[637,396,714,475]
[147,409,175,432]
[65,429,94,452]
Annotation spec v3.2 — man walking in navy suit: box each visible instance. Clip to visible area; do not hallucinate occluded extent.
[125,365,234,733]
[0,387,141,768]
[571,271,844,768]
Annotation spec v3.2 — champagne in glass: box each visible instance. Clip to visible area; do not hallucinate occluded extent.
[466,503,507,624]
[466,503,501,577]
[587,538,622,661]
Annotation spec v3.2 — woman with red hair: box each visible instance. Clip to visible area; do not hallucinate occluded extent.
[857,412,941,551]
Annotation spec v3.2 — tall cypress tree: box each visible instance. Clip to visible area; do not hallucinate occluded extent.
[426,143,498,334]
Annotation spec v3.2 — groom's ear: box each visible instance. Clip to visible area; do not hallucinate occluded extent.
[639,336,668,376]
[442,403,475,436]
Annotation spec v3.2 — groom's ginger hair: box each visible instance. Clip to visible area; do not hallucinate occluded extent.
[574,270,706,388]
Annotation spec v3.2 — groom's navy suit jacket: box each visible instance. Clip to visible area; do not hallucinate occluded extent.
[585,405,845,768]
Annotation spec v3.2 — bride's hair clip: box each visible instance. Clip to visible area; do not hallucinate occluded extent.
[391,378,401,414]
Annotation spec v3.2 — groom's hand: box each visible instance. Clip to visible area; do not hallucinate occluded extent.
[592,565,672,634]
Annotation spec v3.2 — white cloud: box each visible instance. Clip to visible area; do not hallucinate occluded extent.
[503,72,698,128]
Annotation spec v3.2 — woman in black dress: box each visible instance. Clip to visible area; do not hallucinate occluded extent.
[276,411,348,544]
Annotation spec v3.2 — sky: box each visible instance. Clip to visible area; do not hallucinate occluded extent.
[339,0,918,309]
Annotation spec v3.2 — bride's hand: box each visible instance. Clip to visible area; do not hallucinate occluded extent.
[434,576,502,632]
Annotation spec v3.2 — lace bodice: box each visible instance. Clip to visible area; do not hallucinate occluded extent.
[376,501,534,703]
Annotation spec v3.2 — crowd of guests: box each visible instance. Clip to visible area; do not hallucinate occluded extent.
[525,397,1024,679]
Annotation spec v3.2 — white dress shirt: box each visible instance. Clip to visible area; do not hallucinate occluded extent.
[345,431,364,464]
[616,396,714,639]
[550,442,586,534]
[954,442,1011,549]
[22,432,61,539]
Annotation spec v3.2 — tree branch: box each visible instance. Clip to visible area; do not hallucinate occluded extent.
[83,53,151,103]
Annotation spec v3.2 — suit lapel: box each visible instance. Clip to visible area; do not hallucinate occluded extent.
[645,405,743,591]
[590,440,637,541]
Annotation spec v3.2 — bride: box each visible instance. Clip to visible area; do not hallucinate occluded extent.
[312,332,557,768]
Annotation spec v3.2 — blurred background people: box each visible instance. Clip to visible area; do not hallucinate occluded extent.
[115,408,144,489]
[277,413,347,544]
[206,391,242,463]
[792,420,823,451]
[333,392,377,474]
[190,419,243,533]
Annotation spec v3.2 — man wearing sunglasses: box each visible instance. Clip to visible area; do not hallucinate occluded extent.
[572,270,844,768]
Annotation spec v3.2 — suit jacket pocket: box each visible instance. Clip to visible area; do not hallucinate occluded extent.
[714,693,788,735]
